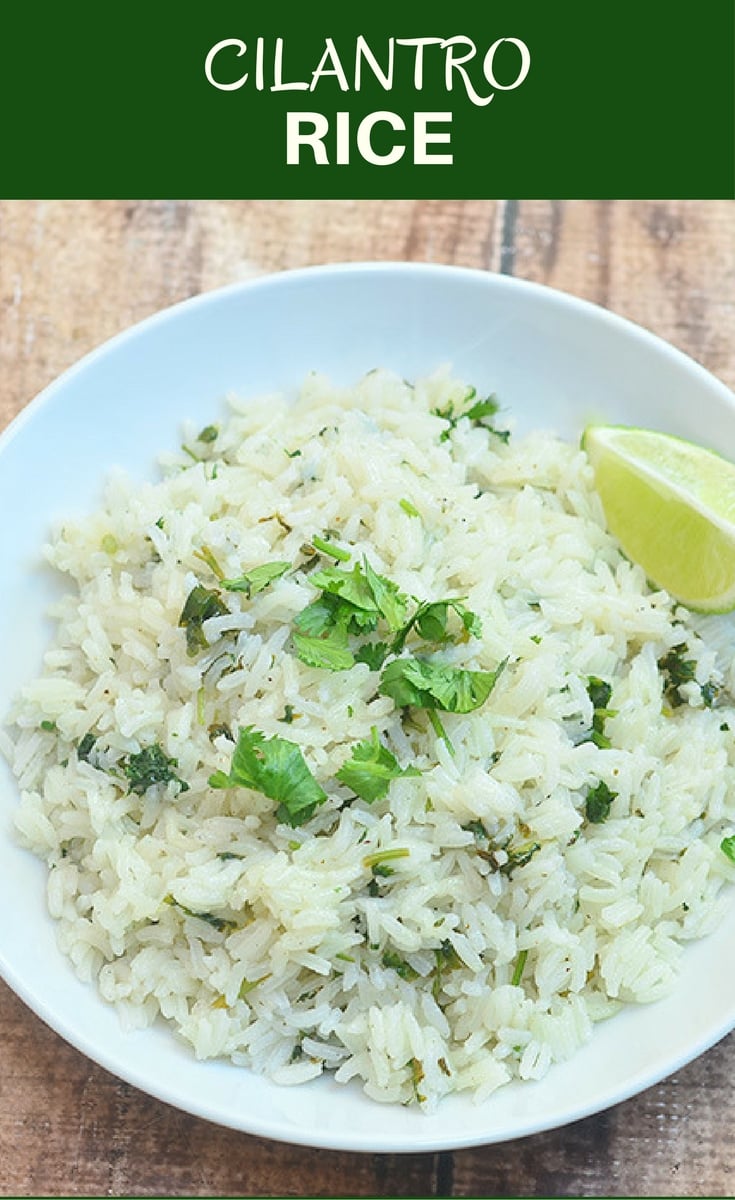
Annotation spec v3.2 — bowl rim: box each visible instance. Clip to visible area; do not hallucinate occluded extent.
[3,260,734,455]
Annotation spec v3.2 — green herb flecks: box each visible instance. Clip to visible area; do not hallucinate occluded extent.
[179,585,230,656]
[431,939,464,999]
[433,388,509,443]
[221,561,290,596]
[209,725,327,827]
[721,835,735,863]
[40,719,57,733]
[658,643,719,709]
[399,498,421,518]
[382,950,419,981]
[336,726,420,804]
[197,424,219,444]
[584,676,616,749]
[164,894,236,932]
[379,655,506,715]
[585,780,618,824]
[76,732,97,762]
[499,841,541,876]
[123,744,189,795]
[467,824,541,876]
[354,641,390,671]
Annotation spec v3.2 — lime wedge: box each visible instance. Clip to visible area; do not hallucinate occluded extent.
[582,424,735,612]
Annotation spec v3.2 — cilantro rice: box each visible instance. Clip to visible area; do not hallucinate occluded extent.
[5,368,735,1109]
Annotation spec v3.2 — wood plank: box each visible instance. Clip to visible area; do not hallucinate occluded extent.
[451,1032,735,1198]
[0,981,437,1197]
[0,199,504,432]
[508,200,735,389]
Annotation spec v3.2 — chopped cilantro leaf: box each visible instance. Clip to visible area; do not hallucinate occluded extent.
[76,732,97,762]
[584,676,616,749]
[658,643,697,708]
[379,655,505,714]
[40,719,57,733]
[415,599,481,644]
[285,447,302,458]
[382,950,419,980]
[280,705,296,724]
[310,561,378,613]
[433,389,508,442]
[197,424,219,444]
[221,561,290,596]
[293,631,356,672]
[209,725,327,827]
[721,835,735,863]
[354,641,390,671]
[293,594,346,638]
[585,780,617,824]
[123,744,188,795]
[179,585,229,656]
[336,726,420,803]
[465,395,499,422]
[164,894,237,932]
[587,676,612,712]
[362,558,409,631]
[500,841,541,875]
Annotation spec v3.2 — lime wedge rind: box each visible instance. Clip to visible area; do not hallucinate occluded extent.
[583,424,735,614]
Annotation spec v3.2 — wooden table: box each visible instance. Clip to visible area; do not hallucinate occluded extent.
[1,200,734,1197]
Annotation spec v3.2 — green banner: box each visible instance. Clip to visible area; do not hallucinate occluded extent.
[2,0,733,198]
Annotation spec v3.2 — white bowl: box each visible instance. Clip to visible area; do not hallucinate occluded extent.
[1,262,734,1152]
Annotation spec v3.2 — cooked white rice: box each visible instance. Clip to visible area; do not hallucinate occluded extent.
[6,368,735,1109]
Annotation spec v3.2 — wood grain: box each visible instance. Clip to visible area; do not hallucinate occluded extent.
[1,200,734,1197]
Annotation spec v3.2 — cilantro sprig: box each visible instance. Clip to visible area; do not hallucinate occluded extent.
[379,656,506,715]
[391,598,482,655]
[585,780,617,824]
[292,558,409,671]
[221,561,290,596]
[336,726,420,803]
[209,725,327,827]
